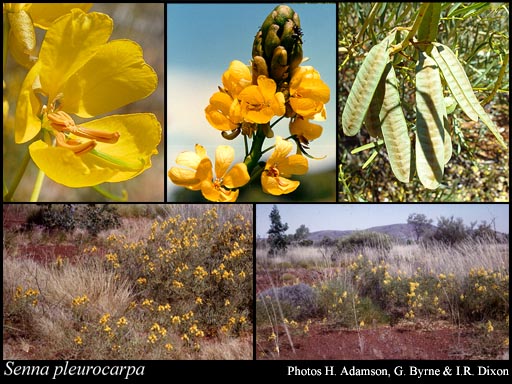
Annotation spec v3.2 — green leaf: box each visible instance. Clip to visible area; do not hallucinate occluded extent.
[342,32,396,136]
[431,43,507,149]
[417,3,441,43]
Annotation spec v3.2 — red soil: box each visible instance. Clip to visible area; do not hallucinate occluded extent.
[256,267,509,360]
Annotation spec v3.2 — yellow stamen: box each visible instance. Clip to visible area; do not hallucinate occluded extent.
[48,111,120,144]
[55,132,96,155]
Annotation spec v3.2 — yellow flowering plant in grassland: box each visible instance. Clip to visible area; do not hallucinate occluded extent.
[168,4,330,202]
[3,4,162,201]
[104,207,253,341]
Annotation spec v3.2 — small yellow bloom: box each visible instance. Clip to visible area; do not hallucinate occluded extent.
[289,117,323,145]
[168,144,249,202]
[195,297,203,305]
[165,343,173,351]
[116,317,128,327]
[239,76,285,124]
[74,336,83,345]
[288,66,330,119]
[261,136,308,195]
[486,320,494,333]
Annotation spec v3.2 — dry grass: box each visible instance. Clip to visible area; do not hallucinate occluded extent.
[3,204,253,360]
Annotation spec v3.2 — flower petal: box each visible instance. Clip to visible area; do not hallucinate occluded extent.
[28,3,93,29]
[39,9,113,100]
[223,163,250,189]
[205,92,239,131]
[201,181,239,202]
[62,40,157,117]
[261,173,300,195]
[85,113,161,183]
[29,141,117,187]
[32,113,161,187]
[277,154,308,177]
[15,61,44,143]
[168,167,202,189]
[214,145,235,179]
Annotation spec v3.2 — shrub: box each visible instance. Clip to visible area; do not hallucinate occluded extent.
[258,283,318,321]
[336,231,393,255]
[104,207,253,340]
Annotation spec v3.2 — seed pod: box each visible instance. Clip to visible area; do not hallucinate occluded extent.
[342,32,396,136]
[431,43,507,149]
[379,64,411,183]
[415,51,445,189]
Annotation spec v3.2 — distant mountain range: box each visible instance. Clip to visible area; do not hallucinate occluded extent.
[306,223,424,242]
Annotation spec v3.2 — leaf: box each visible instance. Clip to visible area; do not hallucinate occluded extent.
[379,64,411,183]
[342,32,396,136]
[415,51,446,190]
[417,3,441,43]
[431,43,507,149]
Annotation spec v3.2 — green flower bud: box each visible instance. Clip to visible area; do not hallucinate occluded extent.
[253,5,303,84]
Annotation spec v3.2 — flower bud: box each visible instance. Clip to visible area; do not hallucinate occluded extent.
[253,5,303,85]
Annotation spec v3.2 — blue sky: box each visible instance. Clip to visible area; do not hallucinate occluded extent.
[256,204,510,237]
[167,3,336,200]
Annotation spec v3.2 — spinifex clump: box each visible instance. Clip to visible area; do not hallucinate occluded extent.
[169,5,330,201]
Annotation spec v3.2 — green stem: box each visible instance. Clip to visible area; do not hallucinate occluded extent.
[30,168,45,202]
[92,185,128,201]
[482,52,508,106]
[355,3,381,43]
[244,125,267,175]
[3,149,31,201]
[390,2,430,55]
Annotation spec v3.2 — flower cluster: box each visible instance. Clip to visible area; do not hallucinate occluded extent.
[168,4,330,201]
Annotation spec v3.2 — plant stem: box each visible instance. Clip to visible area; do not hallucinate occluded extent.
[30,168,45,202]
[3,150,31,202]
[482,52,509,106]
[390,3,430,55]
[244,125,266,175]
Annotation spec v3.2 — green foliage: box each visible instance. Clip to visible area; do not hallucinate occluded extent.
[81,204,121,237]
[25,204,120,236]
[26,204,77,232]
[267,205,289,257]
[407,213,433,241]
[336,231,393,254]
[338,2,509,201]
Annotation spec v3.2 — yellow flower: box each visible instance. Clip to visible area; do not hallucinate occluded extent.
[116,317,128,327]
[289,117,323,145]
[168,144,250,202]
[4,3,93,68]
[165,343,173,351]
[74,335,83,345]
[195,297,203,305]
[15,9,161,188]
[238,75,285,124]
[486,320,494,333]
[205,60,250,131]
[261,136,308,195]
[288,66,330,119]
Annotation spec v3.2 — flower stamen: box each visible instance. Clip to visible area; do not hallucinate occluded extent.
[55,132,96,155]
[48,111,120,144]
